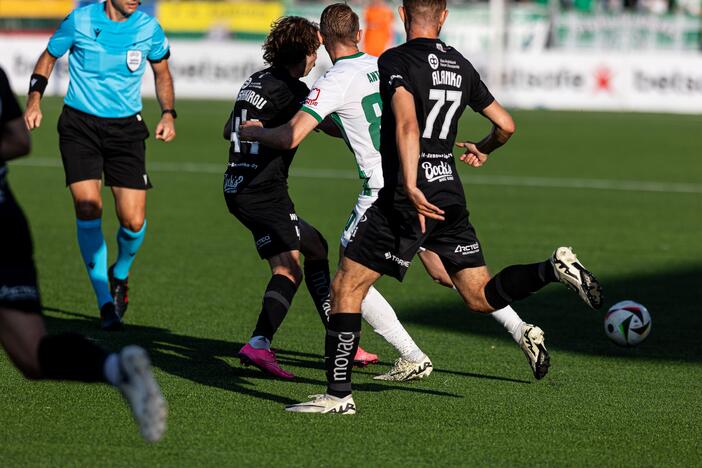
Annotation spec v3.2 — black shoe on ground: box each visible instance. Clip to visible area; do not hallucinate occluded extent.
[108,265,130,318]
[100,302,123,331]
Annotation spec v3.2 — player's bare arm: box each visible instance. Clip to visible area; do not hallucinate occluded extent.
[392,86,444,232]
[151,60,176,142]
[456,100,515,168]
[24,50,58,130]
[239,112,339,150]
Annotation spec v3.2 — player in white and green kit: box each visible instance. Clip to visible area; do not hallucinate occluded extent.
[240,3,549,383]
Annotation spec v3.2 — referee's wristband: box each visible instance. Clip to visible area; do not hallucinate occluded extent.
[29,73,48,96]
[161,109,177,119]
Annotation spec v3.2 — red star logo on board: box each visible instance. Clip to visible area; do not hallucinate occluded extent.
[594,67,613,93]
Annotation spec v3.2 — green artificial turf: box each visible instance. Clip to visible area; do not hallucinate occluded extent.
[1,97,701,466]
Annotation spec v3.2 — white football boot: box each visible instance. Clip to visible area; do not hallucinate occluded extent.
[551,246,603,309]
[285,394,357,414]
[117,346,168,442]
[373,355,433,382]
[519,324,550,380]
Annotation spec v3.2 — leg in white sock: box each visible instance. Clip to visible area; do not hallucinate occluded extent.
[361,286,425,362]
[490,305,526,343]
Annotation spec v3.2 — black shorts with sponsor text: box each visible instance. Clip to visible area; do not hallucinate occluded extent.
[58,105,152,189]
[0,173,41,314]
[224,184,300,260]
[344,202,485,281]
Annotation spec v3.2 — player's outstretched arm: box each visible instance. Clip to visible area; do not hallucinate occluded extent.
[239,110,319,150]
[151,60,176,142]
[456,100,515,168]
[24,50,57,131]
[392,87,444,233]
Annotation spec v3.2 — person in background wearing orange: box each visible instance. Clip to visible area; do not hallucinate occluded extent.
[363,0,394,57]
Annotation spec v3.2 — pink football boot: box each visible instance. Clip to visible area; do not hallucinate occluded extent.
[238,343,295,380]
[353,346,379,367]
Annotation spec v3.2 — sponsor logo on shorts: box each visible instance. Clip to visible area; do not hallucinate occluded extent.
[454,242,481,255]
[384,252,411,268]
[422,161,454,183]
[0,285,39,302]
[143,174,149,186]
[289,213,298,221]
[255,235,271,249]
[223,174,244,193]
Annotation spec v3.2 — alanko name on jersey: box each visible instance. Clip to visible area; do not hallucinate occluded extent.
[432,70,463,88]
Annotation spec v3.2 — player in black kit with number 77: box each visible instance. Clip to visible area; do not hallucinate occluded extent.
[286,0,604,414]
[223,17,377,380]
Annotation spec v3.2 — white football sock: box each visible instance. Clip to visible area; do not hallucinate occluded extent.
[491,305,526,343]
[361,286,425,362]
[103,353,122,386]
[248,336,271,350]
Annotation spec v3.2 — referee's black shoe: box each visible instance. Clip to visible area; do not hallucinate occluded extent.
[108,265,130,319]
[100,302,123,331]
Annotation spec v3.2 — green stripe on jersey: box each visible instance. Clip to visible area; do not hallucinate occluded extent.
[301,106,323,123]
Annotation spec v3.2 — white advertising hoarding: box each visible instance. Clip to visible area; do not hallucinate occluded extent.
[1,35,700,114]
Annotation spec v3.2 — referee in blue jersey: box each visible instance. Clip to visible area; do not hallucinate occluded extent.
[24,0,176,330]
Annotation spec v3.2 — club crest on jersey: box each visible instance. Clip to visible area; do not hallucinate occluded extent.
[127,50,142,72]
[305,88,321,106]
[428,53,439,70]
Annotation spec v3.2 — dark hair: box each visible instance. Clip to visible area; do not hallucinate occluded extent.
[320,3,359,46]
[402,0,447,22]
[263,16,320,67]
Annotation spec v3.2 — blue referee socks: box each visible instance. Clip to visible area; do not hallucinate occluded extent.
[112,221,147,281]
[76,218,112,309]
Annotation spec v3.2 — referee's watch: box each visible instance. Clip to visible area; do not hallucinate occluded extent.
[161,109,177,119]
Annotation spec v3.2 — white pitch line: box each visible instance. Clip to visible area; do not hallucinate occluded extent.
[11,157,702,194]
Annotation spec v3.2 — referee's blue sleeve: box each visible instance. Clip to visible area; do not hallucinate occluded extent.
[148,21,170,62]
[47,12,75,58]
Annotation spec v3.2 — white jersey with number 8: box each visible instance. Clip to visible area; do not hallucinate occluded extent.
[300,52,383,195]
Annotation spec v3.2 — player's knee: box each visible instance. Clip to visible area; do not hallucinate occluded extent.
[272,264,303,286]
[74,200,102,220]
[121,217,145,232]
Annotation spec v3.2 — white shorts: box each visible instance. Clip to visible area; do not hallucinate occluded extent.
[340,193,378,248]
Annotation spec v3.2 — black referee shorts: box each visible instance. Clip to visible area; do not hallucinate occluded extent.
[224,186,301,260]
[345,202,486,281]
[57,105,152,189]
[0,173,42,314]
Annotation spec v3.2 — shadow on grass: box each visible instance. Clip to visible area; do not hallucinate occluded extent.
[398,266,702,363]
[42,307,461,405]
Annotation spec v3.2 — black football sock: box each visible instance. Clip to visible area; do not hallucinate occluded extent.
[304,259,332,327]
[484,261,557,309]
[252,274,298,341]
[325,313,361,398]
[37,333,108,382]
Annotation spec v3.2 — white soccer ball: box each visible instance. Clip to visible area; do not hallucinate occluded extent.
[604,300,652,346]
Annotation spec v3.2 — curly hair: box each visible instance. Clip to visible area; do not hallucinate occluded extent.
[263,16,320,68]
[320,3,359,46]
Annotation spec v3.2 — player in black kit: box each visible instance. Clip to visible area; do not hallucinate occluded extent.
[0,67,167,441]
[224,17,375,379]
[286,0,603,414]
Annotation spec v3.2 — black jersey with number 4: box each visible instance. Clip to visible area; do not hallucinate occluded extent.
[224,67,309,194]
[377,38,495,208]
